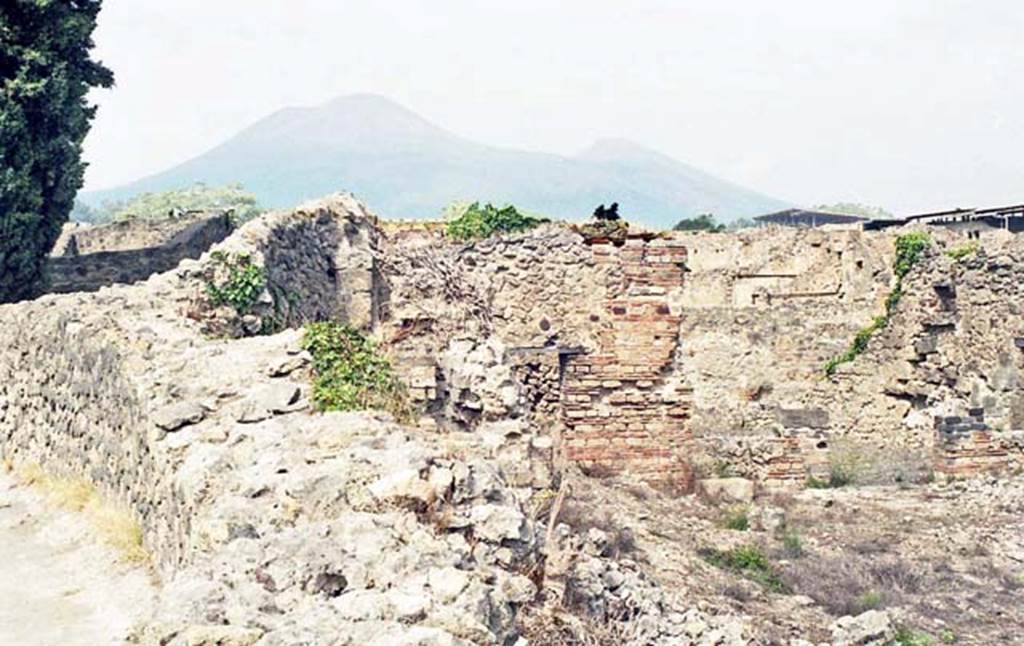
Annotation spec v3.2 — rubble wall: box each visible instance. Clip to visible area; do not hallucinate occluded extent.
[47,212,234,294]
[383,224,1024,485]
[826,242,1024,478]
[53,212,221,255]
[0,194,381,569]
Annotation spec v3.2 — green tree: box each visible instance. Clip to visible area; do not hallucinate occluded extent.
[0,0,113,303]
[99,183,264,224]
[728,217,757,230]
[672,213,725,232]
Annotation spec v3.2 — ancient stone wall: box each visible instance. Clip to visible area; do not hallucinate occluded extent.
[0,194,381,570]
[47,212,233,294]
[825,242,1024,478]
[560,238,692,480]
[53,212,219,256]
[383,224,1024,486]
[381,228,696,482]
[0,196,570,643]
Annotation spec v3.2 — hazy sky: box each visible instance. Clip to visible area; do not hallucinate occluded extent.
[84,0,1024,214]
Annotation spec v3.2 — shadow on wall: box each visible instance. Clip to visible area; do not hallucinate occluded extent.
[259,211,382,330]
[47,213,234,294]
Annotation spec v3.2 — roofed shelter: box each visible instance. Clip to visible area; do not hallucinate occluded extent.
[753,208,869,228]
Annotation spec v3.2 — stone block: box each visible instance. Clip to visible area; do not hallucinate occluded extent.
[698,477,755,504]
[153,401,206,432]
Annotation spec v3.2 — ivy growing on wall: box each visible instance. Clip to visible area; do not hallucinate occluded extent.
[945,242,979,260]
[824,233,931,376]
[205,251,266,314]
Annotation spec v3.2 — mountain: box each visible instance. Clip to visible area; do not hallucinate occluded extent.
[80,94,789,228]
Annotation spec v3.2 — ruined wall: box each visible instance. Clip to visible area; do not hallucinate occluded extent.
[1,196,555,643]
[560,238,692,480]
[47,212,233,294]
[823,242,1024,478]
[182,196,382,336]
[382,224,1024,486]
[0,194,381,569]
[381,228,696,482]
[53,212,219,255]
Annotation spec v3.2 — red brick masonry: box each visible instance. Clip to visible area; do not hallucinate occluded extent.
[561,238,693,483]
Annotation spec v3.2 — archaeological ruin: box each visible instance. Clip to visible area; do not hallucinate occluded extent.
[1,194,1022,644]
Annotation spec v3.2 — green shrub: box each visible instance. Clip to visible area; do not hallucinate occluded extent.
[825,233,930,375]
[893,233,931,278]
[205,252,266,314]
[445,202,544,240]
[302,321,410,420]
[700,544,788,592]
[893,626,935,646]
[946,242,979,260]
[720,506,750,531]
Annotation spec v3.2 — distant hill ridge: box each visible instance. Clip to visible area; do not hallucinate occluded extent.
[81,94,789,228]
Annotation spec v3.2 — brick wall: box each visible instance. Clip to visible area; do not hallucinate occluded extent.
[561,237,693,483]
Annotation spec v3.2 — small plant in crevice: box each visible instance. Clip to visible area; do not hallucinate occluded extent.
[700,544,788,593]
[945,242,979,260]
[205,251,267,314]
[893,625,936,646]
[445,202,545,241]
[720,505,750,531]
[301,321,411,421]
[824,233,930,376]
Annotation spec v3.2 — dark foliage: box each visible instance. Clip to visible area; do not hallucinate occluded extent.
[0,0,113,302]
[672,213,725,232]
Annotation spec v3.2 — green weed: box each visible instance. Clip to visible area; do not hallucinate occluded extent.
[700,544,788,592]
[205,251,266,314]
[302,321,411,421]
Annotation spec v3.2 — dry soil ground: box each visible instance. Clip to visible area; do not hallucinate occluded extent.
[0,473,156,646]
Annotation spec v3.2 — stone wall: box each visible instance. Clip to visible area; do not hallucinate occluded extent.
[47,212,233,294]
[561,238,692,480]
[825,242,1024,478]
[6,200,1024,584]
[0,194,381,571]
[382,224,1024,486]
[0,196,573,643]
[53,212,219,256]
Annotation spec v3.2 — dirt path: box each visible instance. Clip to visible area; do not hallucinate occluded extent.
[0,473,156,646]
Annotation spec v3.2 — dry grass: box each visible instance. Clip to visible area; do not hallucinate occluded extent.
[88,501,149,564]
[11,462,150,564]
[779,550,921,616]
[558,500,637,558]
[516,605,640,645]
